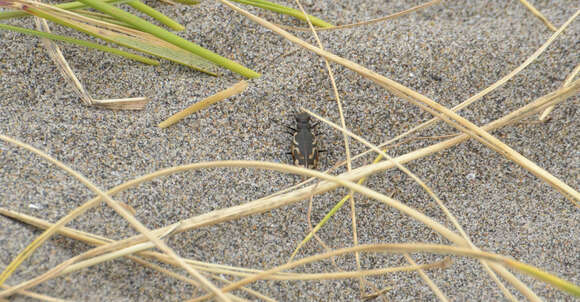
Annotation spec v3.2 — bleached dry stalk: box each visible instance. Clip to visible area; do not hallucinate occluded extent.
[3,0,577,300]
[291,0,369,296]
[0,78,576,298]
[301,108,516,301]
[0,135,231,302]
[187,243,579,302]
[539,63,580,121]
[158,80,248,128]
[31,8,149,110]
[0,284,70,302]
[1,74,575,290]
[281,0,442,31]
[217,0,580,205]
[518,0,557,31]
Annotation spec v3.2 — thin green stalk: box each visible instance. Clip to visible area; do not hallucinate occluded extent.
[73,9,137,28]
[230,0,332,28]
[0,23,158,65]
[507,259,580,297]
[290,176,365,260]
[171,0,199,4]
[0,0,127,19]
[74,0,260,78]
[126,0,184,31]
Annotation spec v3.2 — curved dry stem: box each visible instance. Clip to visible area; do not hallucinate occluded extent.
[188,243,580,302]
[0,159,467,296]
[1,80,576,296]
[0,284,70,302]
[1,76,573,294]
[0,208,308,281]
[218,0,580,205]
[158,80,248,128]
[214,1,580,300]
[302,108,517,301]
[539,63,580,121]
[0,134,230,302]
[403,254,449,302]
[518,0,557,31]
[292,0,364,294]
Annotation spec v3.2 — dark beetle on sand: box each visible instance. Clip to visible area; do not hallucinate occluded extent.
[287,112,323,169]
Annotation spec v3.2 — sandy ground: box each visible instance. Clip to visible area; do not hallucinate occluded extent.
[0,0,579,301]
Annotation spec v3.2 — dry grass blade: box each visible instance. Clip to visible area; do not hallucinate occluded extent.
[211,275,276,302]
[188,243,580,301]
[0,135,231,302]
[0,158,538,299]
[283,0,442,31]
[301,108,517,301]
[158,80,249,128]
[0,208,272,301]
[33,17,151,110]
[92,97,150,110]
[0,81,575,296]
[379,12,578,148]
[218,0,580,204]
[34,17,93,106]
[0,284,71,302]
[518,0,557,31]
[539,63,580,121]
[402,254,449,302]
[292,0,365,295]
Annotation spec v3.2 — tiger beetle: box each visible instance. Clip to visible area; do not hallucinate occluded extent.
[286,112,325,169]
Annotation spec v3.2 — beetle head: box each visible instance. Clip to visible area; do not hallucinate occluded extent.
[295,112,311,124]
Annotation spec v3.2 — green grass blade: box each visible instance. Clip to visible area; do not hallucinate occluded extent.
[73,0,260,78]
[125,0,185,31]
[0,0,127,20]
[21,6,218,75]
[230,0,333,28]
[113,35,219,75]
[507,259,580,297]
[289,193,350,260]
[171,0,199,5]
[0,23,159,65]
[73,9,137,28]
[1,0,190,30]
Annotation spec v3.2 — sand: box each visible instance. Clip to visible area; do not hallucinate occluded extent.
[0,0,579,301]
